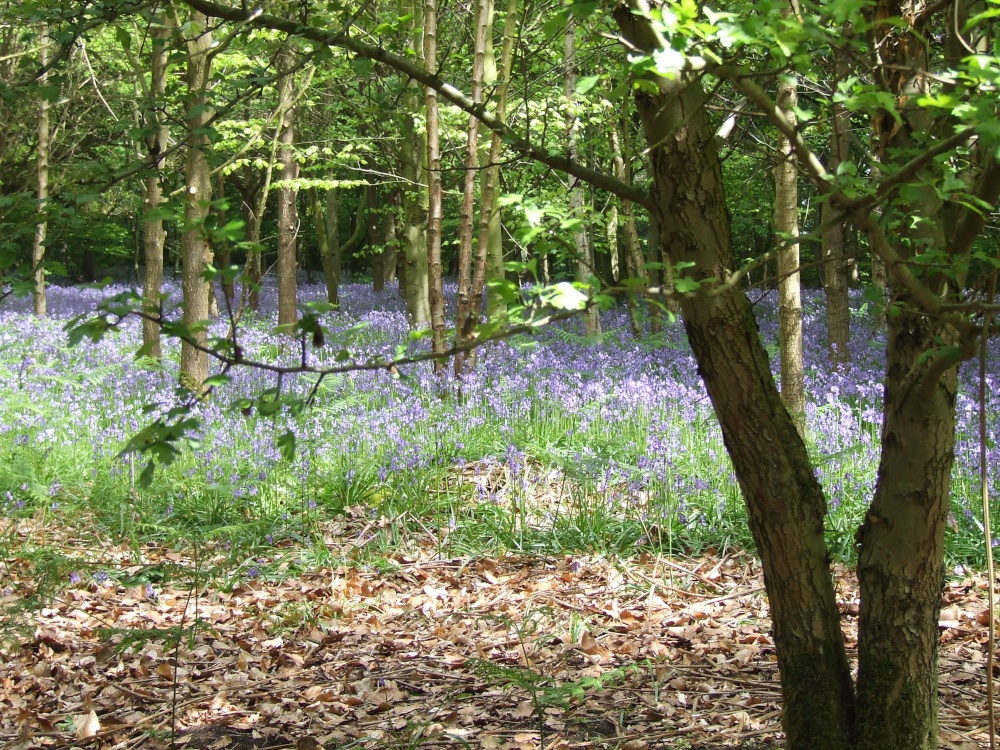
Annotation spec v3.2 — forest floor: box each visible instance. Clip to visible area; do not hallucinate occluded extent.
[0,509,993,750]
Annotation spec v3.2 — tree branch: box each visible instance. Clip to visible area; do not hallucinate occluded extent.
[177,0,651,209]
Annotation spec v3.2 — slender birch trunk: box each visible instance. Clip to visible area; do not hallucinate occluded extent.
[482,0,518,318]
[610,110,646,339]
[215,170,235,307]
[398,0,430,324]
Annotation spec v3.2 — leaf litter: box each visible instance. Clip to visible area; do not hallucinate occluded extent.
[0,510,994,750]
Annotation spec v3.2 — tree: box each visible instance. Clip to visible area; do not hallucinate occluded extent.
[821,40,852,367]
[774,3,805,434]
[398,0,430,325]
[179,10,214,390]
[423,0,447,370]
[275,40,299,329]
[140,10,173,359]
[454,0,491,377]
[31,24,50,318]
[563,15,600,336]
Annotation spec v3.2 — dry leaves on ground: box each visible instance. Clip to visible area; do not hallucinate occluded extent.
[0,517,995,750]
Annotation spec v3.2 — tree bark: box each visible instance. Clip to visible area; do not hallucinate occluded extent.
[276,42,299,329]
[774,27,806,435]
[564,17,601,336]
[32,24,49,318]
[614,5,854,748]
[424,0,447,370]
[179,11,214,390]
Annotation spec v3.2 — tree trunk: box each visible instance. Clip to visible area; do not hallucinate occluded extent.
[368,180,385,292]
[32,24,49,318]
[141,12,172,357]
[822,47,851,366]
[455,0,490,377]
[215,170,235,308]
[564,17,601,336]
[614,6,854,748]
[242,198,263,312]
[309,186,340,306]
[179,11,214,390]
[276,43,299,328]
[424,0,447,370]
[610,109,645,339]
[774,33,806,435]
[483,0,518,319]
[384,190,398,285]
[852,3,960,745]
[398,0,431,326]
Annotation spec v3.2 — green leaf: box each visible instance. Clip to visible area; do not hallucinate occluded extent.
[546,282,588,311]
[202,374,232,388]
[575,75,600,96]
[277,430,296,462]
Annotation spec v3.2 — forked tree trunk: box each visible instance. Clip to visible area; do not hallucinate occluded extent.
[424,0,447,370]
[614,6,855,748]
[32,24,49,318]
[179,11,214,390]
[275,43,299,329]
[774,27,806,435]
[142,12,172,357]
